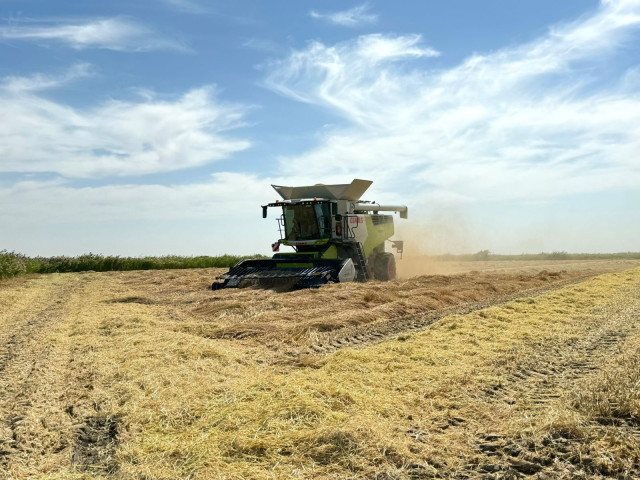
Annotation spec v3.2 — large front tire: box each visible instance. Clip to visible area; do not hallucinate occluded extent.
[373,253,396,281]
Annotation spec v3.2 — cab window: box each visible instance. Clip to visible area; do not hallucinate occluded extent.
[283,203,331,240]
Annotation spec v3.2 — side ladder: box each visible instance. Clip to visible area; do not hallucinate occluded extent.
[352,243,370,282]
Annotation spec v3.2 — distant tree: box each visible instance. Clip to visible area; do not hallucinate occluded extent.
[473,249,491,261]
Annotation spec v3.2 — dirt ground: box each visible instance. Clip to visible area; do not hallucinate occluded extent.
[0,258,639,479]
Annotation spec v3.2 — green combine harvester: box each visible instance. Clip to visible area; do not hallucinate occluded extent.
[212,179,407,290]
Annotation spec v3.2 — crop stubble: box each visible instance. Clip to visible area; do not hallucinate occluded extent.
[0,259,638,479]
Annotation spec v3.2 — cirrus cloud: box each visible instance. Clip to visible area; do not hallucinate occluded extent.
[309,4,378,27]
[266,0,640,205]
[0,17,187,52]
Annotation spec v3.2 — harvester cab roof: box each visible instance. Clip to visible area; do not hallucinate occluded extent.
[212,179,408,291]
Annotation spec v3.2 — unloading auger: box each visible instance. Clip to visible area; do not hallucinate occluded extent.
[212,179,407,290]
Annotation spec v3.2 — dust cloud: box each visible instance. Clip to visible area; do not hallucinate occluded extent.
[391,212,476,278]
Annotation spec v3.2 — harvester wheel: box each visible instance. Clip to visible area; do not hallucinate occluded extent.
[374,253,396,281]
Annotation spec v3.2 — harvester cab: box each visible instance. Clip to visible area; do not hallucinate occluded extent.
[212,179,407,290]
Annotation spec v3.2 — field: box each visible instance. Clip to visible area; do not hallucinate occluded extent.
[1,258,639,479]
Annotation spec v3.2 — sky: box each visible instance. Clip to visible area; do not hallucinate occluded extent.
[1,0,639,256]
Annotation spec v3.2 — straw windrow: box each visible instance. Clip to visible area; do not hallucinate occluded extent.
[0,263,639,478]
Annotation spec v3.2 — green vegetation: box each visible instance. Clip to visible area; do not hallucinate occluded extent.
[0,250,265,280]
[0,251,28,280]
[3,249,639,281]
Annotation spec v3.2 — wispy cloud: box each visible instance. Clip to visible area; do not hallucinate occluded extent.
[0,67,250,178]
[0,17,187,51]
[161,0,210,14]
[265,34,439,107]
[267,0,640,205]
[241,37,282,54]
[1,63,92,92]
[310,4,378,27]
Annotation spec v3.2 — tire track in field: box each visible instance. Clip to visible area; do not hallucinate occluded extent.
[475,298,640,479]
[284,273,600,363]
[0,277,65,374]
[0,276,87,380]
[431,287,640,479]
[483,292,640,409]
[0,274,89,472]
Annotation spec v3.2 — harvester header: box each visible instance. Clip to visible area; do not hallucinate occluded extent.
[212,179,407,290]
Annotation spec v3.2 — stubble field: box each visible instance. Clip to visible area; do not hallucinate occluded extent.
[1,259,639,479]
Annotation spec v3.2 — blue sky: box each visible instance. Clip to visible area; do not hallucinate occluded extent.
[1,0,638,256]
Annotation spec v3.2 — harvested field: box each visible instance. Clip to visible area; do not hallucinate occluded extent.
[0,259,639,479]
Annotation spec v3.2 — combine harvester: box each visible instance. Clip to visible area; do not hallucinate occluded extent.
[212,179,407,290]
